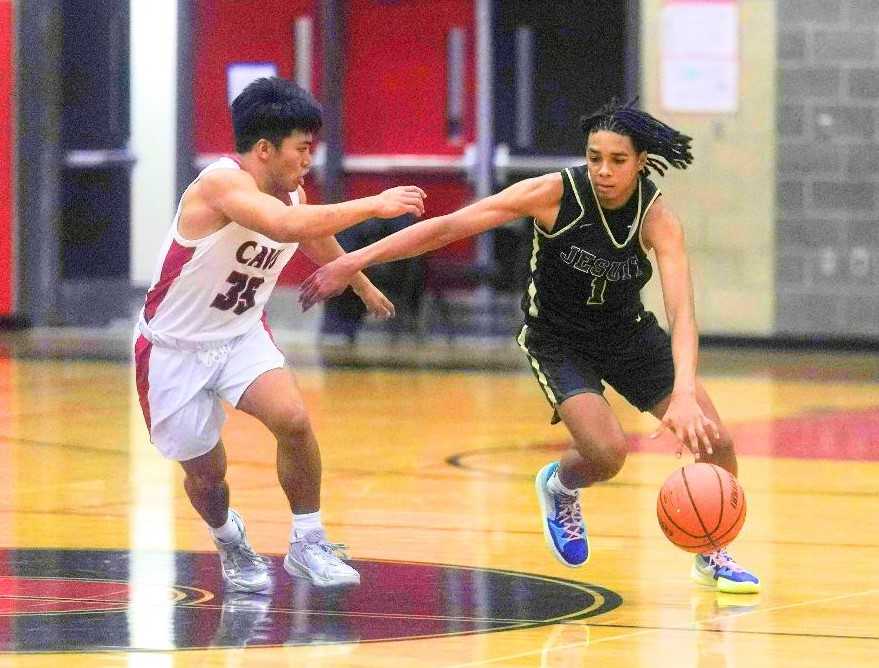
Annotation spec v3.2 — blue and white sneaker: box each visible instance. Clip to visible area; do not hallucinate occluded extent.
[692,549,760,594]
[535,462,589,567]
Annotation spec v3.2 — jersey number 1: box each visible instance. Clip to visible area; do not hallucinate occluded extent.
[587,277,606,305]
[211,271,265,315]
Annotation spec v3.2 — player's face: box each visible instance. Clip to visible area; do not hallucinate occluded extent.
[585,130,647,209]
[269,130,314,192]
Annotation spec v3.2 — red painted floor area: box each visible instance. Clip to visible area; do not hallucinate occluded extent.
[630,407,879,461]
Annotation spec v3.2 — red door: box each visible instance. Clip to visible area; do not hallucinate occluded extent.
[344,0,477,269]
[0,1,14,317]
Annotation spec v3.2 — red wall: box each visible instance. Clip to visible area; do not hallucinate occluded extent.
[0,1,13,315]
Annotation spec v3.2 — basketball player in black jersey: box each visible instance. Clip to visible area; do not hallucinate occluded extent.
[298,100,759,594]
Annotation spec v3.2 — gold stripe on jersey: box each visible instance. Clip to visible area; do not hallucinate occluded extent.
[585,169,643,250]
[517,325,557,405]
[637,187,663,255]
[533,168,586,239]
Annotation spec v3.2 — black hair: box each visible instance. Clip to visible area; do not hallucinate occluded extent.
[579,98,693,177]
[231,77,323,153]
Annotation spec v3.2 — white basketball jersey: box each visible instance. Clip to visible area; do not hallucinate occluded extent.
[138,157,300,347]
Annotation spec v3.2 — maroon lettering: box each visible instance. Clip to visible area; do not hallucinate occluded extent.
[211,271,265,315]
[265,248,283,270]
[247,246,268,268]
[235,241,258,264]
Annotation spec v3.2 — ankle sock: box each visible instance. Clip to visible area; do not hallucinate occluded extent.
[210,510,242,543]
[547,470,578,496]
[292,510,322,541]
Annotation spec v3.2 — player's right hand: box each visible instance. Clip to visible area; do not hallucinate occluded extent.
[299,255,359,312]
[649,393,719,460]
[374,186,426,218]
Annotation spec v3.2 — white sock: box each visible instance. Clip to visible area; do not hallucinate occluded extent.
[210,510,242,543]
[547,470,578,496]
[292,511,322,541]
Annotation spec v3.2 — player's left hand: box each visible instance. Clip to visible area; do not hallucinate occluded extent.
[649,392,719,460]
[299,256,360,312]
[352,280,395,320]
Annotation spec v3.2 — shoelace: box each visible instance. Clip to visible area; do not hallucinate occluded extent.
[227,542,270,572]
[297,530,351,563]
[556,492,585,542]
[304,542,350,564]
[705,549,744,573]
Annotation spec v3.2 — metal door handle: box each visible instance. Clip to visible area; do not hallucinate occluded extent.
[64,148,137,168]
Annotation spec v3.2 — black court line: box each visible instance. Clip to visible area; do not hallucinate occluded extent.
[445,445,879,499]
[560,620,879,642]
[4,432,873,503]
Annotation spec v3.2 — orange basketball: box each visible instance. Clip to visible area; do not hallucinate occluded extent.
[656,463,747,553]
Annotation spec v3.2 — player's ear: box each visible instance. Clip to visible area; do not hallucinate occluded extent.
[637,151,647,171]
[254,138,273,159]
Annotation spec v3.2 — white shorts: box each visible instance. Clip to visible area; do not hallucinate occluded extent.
[134,322,285,461]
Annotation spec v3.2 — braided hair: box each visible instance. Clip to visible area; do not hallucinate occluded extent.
[580,98,693,177]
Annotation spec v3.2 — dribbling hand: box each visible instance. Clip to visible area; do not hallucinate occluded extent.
[649,392,720,460]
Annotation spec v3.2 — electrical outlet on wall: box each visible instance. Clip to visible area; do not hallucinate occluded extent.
[818,247,838,277]
[850,246,870,279]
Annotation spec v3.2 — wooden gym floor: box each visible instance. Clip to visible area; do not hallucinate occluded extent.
[0,333,876,666]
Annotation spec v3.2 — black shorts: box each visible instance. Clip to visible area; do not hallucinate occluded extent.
[516,312,675,424]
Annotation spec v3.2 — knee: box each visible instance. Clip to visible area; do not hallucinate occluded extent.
[267,405,313,444]
[573,436,627,482]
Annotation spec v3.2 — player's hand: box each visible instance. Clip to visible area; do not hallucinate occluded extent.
[649,392,720,459]
[373,186,426,219]
[352,280,395,320]
[299,256,360,312]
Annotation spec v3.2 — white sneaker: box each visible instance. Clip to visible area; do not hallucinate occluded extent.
[284,529,360,587]
[211,509,271,593]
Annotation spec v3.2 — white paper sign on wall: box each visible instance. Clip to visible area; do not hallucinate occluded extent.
[661,0,739,113]
[227,62,279,106]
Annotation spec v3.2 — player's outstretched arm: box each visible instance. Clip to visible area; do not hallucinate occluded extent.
[298,173,562,310]
[201,169,426,243]
[643,198,718,456]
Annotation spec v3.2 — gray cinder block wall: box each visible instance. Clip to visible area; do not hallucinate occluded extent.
[777,0,879,338]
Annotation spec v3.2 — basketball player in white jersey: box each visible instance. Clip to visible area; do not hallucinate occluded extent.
[134,77,426,590]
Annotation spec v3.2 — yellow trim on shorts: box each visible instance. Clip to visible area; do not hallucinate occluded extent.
[517,325,557,405]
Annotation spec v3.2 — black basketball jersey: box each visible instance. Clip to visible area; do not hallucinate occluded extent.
[520,165,662,336]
